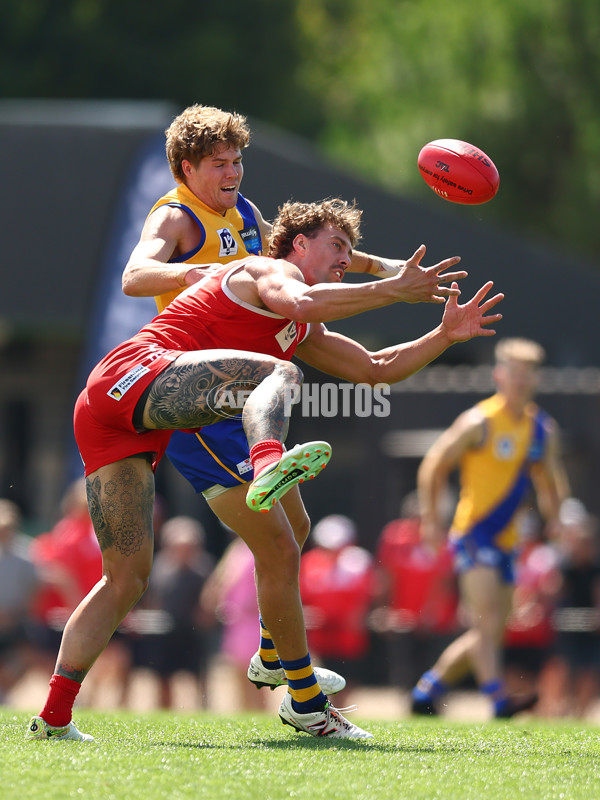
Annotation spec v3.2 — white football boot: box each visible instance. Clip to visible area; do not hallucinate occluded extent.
[278,692,373,739]
[247,651,346,695]
[25,715,94,742]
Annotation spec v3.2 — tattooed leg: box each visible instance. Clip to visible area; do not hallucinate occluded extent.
[141,349,303,447]
[54,457,155,681]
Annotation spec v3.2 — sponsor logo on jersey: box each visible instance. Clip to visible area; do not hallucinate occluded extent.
[107,364,150,400]
[236,457,253,475]
[239,225,261,254]
[275,321,297,352]
[217,227,238,257]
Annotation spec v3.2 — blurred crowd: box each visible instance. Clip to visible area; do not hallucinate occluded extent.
[1,483,599,719]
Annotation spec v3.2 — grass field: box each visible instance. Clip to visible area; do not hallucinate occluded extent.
[3,707,600,800]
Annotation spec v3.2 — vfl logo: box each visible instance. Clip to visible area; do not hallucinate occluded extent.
[495,435,516,460]
[217,227,238,257]
[275,321,297,352]
[435,160,450,172]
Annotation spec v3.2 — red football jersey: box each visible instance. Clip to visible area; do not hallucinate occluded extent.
[135,260,310,358]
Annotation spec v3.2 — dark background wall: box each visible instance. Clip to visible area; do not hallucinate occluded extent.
[1,101,598,550]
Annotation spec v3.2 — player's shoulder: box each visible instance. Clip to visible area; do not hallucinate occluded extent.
[242,254,276,273]
[147,197,194,230]
[446,405,487,449]
[244,255,299,278]
[535,405,560,438]
[456,404,487,431]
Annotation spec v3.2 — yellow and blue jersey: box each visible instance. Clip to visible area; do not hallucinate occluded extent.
[451,394,549,554]
[150,183,262,312]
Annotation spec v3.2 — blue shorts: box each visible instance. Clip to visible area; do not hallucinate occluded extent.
[450,531,516,585]
[166,417,253,493]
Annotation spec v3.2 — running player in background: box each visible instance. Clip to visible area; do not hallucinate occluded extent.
[412,338,570,718]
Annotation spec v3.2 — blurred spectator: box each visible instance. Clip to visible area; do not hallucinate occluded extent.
[538,499,600,718]
[0,499,39,702]
[299,514,376,703]
[503,511,562,703]
[201,536,267,711]
[29,479,103,662]
[142,515,215,709]
[29,478,131,705]
[372,491,459,690]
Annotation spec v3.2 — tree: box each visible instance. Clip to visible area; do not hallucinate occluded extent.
[294,0,600,260]
[2,0,599,260]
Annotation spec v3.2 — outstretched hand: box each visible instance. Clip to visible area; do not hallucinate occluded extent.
[441,281,504,342]
[392,244,469,304]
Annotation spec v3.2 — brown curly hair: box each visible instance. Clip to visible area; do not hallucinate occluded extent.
[268,198,362,259]
[165,104,250,182]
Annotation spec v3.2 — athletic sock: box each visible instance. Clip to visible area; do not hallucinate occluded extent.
[249,440,283,479]
[481,679,510,715]
[258,617,281,669]
[39,674,82,727]
[412,669,447,703]
[279,653,327,714]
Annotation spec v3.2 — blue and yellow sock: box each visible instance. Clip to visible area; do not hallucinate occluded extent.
[258,618,281,670]
[412,669,447,703]
[481,679,509,715]
[279,653,327,714]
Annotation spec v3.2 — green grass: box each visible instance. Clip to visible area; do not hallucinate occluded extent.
[3,708,600,800]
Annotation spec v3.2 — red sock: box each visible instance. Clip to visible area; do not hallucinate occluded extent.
[250,439,283,478]
[39,674,82,727]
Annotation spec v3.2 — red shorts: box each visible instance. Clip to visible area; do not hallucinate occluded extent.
[74,341,182,476]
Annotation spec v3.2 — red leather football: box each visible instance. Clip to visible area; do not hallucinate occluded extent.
[417,139,499,204]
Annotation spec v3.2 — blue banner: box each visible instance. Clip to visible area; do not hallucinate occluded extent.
[68,132,174,480]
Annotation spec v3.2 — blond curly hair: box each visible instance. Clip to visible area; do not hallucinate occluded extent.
[268,198,362,259]
[165,104,250,182]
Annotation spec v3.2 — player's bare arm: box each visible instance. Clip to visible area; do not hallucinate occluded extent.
[531,419,571,535]
[122,205,207,296]
[417,408,485,546]
[294,283,503,386]
[251,260,403,322]
[244,254,470,324]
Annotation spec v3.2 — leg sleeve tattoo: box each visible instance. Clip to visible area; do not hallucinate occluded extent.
[86,463,154,556]
[145,357,276,429]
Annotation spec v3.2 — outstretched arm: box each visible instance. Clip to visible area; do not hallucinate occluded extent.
[252,251,475,323]
[295,281,503,385]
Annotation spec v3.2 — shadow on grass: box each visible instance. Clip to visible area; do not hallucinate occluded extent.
[155,737,457,754]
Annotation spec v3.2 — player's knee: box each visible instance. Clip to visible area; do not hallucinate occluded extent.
[471,611,504,640]
[255,535,300,582]
[277,360,303,386]
[294,513,311,548]
[278,539,301,581]
[103,564,151,610]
